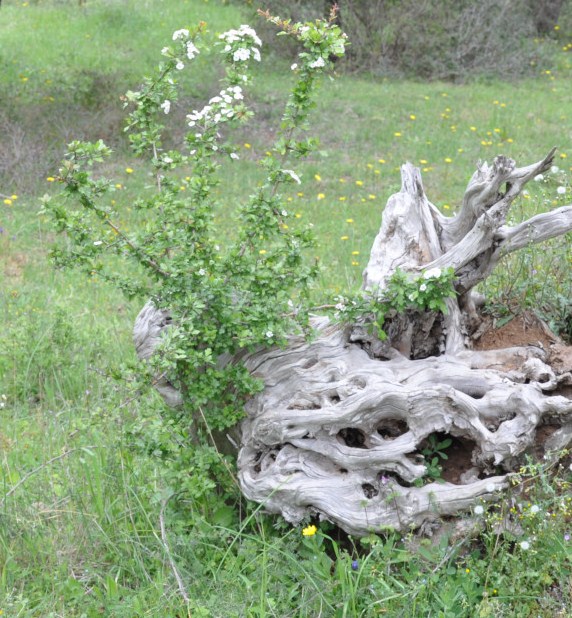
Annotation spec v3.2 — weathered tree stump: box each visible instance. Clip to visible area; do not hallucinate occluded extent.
[134,150,572,535]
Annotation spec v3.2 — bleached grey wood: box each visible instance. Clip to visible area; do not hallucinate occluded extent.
[134,151,572,535]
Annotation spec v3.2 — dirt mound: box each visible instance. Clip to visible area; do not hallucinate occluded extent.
[473,311,560,352]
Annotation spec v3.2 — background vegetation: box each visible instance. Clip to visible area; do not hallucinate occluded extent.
[1,0,571,615]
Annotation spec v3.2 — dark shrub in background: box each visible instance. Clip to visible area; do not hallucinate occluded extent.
[246,0,568,81]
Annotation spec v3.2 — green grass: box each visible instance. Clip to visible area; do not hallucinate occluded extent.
[1,0,572,615]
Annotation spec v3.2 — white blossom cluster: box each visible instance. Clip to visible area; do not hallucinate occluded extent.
[219,24,262,63]
[161,29,201,72]
[186,86,244,129]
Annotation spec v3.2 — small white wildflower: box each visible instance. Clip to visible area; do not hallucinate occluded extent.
[534,173,544,182]
[474,505,484,515]
[176,61,185,70]
[335,302,346,312]
[172,29,189,41]
[266,330,274,339]
[419,283,427,292]
[287,299,294,308]
[163,156,173,164]
[161,46,170,56]
[160,100,171,114]
[520,540,530,550]
[283,169,301,184]
[423,267,442,279]
[198,268,206,276]
[252,47,261,62]
[281,210,288,217]
[408,293,416,302]
[186,41,199,60]
[530,505,540,514]
[230,152,239,160]
[569,463,572,471]
[93,240,103,246]
[291,63,298,71]
[486,483,496,492]
[550,165,560,174]
[309,56,326,68]
[557,186,566,194]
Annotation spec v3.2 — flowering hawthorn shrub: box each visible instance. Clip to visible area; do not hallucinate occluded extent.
[41,13,347,505]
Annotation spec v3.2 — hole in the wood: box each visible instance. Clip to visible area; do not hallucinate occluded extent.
[416,433,478,485]
[377,418,409,440]
[329,394,341,405]
[486,410,517,433]
[361,483,379,499]
[530,423,560,459]
[253,451,263,474]
[338,427,367,449]
[339,468,348,474]
[378,471,412,488]
[302,357,319,369]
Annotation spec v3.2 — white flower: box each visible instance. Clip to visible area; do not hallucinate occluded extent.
[252,47,261,62]
[520,540,530,550]
[163,156,173,164]
[233,47,251,62]
[93,240,103,246]
[486,483,496,493]
[557,186,566,194]
[230,152,239,160]
[161,46,170,56]
[335,302,346,312]
[160,100,171,114]
[309,56,326,68]
[408,293,416,302]
[534,173,544,182]
[474,505,484,515]
[197,268,206,276]
[423,267,442,279]
[530,505,540,514]
[172,29,189,41]
[291,63,298,71]
[550,165,560,174]
[283,169,301,184]
[265,330,274,339]
[281,210,288,217]
[186,41,199,60]
[419,283,427,292]
[176,61,185,70]
[287,299,294,308]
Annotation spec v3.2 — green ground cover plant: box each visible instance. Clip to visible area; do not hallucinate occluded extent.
[1,1,572,616]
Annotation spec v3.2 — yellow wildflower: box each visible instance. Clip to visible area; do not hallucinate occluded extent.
[244,143,251,149]
[3,199,12,205]
[125,167,134,173]
[314,174,322,181]
[346,218,354,223]
[46,176,55,182]
[302,525,317,537]
[317,193,325,200]
[340,235,349,240]
[355,180,363,186]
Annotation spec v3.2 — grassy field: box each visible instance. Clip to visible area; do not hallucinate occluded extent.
[1,0,572,615]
